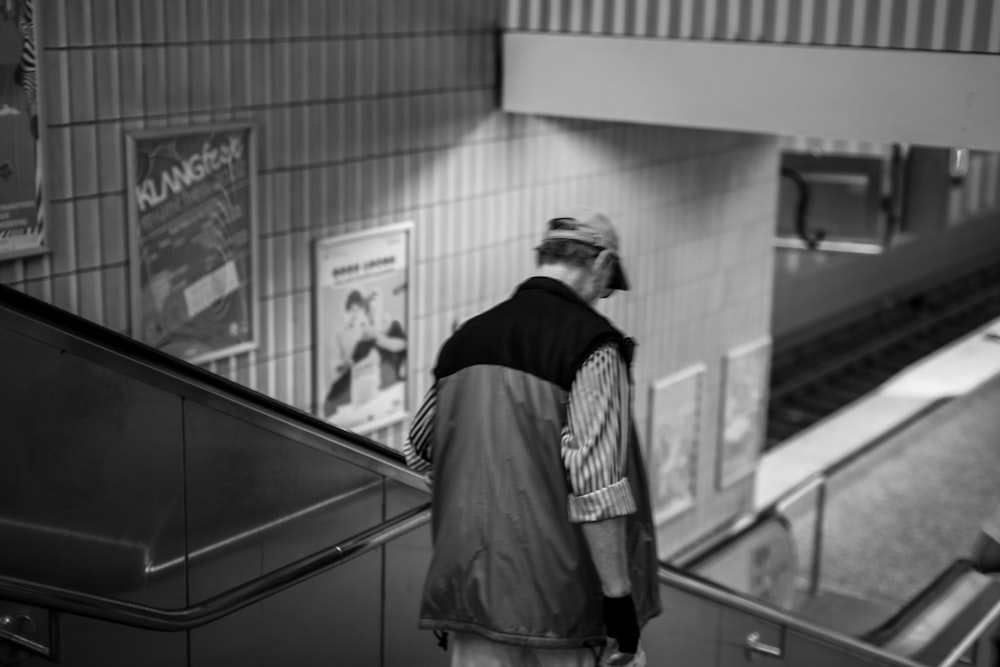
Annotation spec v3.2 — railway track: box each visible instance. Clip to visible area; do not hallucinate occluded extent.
[766,262,1000,450]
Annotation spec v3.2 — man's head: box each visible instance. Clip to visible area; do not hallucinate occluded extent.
[536,207,629,304]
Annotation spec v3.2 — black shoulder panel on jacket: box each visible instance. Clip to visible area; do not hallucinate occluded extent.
[434,278,625,392]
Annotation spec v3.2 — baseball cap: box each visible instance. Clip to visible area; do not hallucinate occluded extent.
[539,207,630,291]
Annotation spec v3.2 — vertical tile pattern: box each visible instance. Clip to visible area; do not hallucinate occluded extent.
[13,0,783,552]
[504,0,1000,53]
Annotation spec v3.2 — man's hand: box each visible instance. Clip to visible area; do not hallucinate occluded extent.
[420,470,434,492]
[602,594,640,655]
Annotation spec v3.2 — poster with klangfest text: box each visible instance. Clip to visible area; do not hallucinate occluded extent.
[127,124,258,364]
[314,224,412,436]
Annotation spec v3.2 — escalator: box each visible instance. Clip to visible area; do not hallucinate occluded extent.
[0,283,435,666]
[2,282,999,666]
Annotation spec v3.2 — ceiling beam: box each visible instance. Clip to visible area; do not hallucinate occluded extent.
[503,33,1000,151]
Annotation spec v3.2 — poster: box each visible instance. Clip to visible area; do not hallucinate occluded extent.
[718,337,772,489]
[648,364,703,525]
[127,124,258,364]
[314,224,412,435]
[0,2,45,261]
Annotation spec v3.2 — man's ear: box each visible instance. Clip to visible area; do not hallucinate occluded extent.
[594,248,615,274]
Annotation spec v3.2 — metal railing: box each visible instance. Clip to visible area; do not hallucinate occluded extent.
[4,485,996,667]
[0,503,431,648]
[657,568,927,667]
[671,454,1000,667]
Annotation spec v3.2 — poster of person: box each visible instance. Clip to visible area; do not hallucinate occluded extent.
[314,223,412,435]
[718,337,772,489]
[126,124,258,364]
[0,2,45,261]
[648,364,703,525]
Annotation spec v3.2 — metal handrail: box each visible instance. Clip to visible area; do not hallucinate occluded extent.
[657,568,927,667]
[938,595,1000,667]
[3,497,989,667]
[0,504,431,634]
[671,465,1000,666]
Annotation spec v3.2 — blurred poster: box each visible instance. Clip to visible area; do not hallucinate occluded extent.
[127,124,258,364]
[718,337,771,489]
[648,364,703,525]
[315,224,411,435]
[0,6,44,261]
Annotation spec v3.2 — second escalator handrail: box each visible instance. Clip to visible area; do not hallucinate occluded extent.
[657,567,927,667]
[0,504,431,634]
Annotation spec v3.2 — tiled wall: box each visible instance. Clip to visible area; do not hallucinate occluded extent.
[507,0,1000,53]
[0,0,778,553]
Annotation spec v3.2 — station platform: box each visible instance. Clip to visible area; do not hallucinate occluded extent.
[757,316,1000,512]
[756,315,1000,627]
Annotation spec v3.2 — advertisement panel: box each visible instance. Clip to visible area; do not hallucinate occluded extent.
[0,3,44,261]
[126,124,258,364]
[648,364,704,525]
[314,224,412,435]
[718,337,772,489]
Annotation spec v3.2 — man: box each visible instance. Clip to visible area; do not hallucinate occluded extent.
[404,208,661,666]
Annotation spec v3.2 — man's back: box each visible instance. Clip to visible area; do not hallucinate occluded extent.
[420,277,626,648]
[404,208,661,663]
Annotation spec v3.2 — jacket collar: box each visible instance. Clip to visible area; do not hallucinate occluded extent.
[515,276,592,309]
[516,277,637,364]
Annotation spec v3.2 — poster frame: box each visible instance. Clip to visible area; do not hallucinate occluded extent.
[647,363,704,527]
[312,221,414,436]
[125,122,259,365]
[717,336,772,490]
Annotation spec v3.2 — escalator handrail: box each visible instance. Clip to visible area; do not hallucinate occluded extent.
[939,592,1000,667]
[0,504,431,633]
[657,566,927,667]
[0,283,423,491]
[0,501,950,667]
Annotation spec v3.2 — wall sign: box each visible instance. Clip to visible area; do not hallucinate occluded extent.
[648,364,704,525]
[0,0,45,261]
[314,223,412,435]
[718,337,772,489]
[126,123,258,364]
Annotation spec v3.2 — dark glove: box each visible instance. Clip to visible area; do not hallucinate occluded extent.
[602,594,640,654]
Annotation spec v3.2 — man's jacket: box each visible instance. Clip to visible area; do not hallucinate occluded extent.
[419,277,661,649]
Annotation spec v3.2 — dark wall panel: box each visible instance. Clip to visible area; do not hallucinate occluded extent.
[383,482,444,667]
[183,401,384,603]
[0,324,186,608]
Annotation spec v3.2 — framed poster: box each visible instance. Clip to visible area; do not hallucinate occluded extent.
[126,123,258,365]
[314,223,412,435]
[718,337,772,489]
[0,0,46,261]
[648,364,703,525]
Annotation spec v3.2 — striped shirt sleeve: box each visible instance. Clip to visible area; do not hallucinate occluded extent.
[562,343,637,523]
[403,384,436,474]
